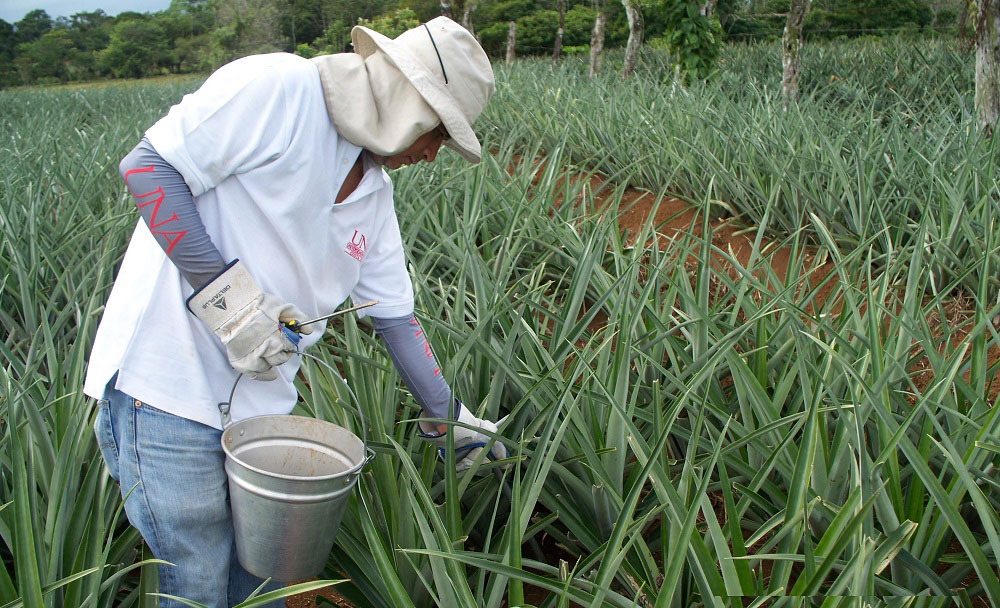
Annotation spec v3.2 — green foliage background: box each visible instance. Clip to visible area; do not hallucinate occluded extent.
[0,0,966,88]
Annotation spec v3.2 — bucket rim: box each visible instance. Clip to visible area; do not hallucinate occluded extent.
[221,414,367,482]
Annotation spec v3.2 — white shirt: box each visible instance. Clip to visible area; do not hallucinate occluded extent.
[84,53,414,430]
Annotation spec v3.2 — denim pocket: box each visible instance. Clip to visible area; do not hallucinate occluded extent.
[94,399,121,481]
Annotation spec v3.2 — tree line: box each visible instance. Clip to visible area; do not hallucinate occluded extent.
[0,0,963,88]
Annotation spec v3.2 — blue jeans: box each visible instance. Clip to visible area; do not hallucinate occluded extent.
[93,375,282,607]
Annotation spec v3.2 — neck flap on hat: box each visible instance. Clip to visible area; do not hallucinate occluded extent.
[312,52,441,156]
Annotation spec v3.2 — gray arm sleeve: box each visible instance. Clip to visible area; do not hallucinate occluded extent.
[118,137,226,288]
[372,314,456,421]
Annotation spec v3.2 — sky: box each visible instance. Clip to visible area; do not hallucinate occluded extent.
[1,1,172,24]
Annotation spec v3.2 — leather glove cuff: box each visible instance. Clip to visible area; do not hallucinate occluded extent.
[186,259,259,329]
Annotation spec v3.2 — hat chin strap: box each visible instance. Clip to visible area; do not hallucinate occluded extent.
[312,53,441,156]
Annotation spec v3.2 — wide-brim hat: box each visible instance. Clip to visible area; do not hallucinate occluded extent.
[351,17,495,163]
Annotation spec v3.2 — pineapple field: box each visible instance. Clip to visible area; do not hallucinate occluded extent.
[1,38,999,607]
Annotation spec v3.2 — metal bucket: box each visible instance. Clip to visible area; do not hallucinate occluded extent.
[221,413,372,582]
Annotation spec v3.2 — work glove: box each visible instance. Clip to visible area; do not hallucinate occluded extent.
[186,260,313,381]
[419,400,508,473]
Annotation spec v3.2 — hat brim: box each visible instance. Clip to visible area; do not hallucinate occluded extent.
[353,25,482,163]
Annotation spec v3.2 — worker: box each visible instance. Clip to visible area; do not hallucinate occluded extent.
[84,16,506,607]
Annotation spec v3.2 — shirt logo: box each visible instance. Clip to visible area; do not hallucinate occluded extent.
[345,230,367,262]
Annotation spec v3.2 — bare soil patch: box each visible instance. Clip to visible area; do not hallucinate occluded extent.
[285,579,348,607]
[541,157,999,402]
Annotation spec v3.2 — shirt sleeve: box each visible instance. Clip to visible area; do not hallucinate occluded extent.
[351,201,415,319]
[144,56,294,197]
[119,137,227,288]
[371,314,452,420]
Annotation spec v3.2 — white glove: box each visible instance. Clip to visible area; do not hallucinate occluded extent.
[419,401,508,473]
[186,260,313,381]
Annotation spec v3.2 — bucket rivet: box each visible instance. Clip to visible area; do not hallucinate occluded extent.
[239,429,245,436]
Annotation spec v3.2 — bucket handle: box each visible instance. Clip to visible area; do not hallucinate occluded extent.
[347,447,377,485]
[217,351,372,457]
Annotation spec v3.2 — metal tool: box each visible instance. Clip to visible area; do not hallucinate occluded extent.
[280,300,378,344]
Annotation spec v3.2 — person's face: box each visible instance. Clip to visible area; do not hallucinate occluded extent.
[369,125,448,169]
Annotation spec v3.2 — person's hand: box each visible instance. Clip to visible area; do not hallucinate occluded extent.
[186,260,313,380]
[418,401,508,473]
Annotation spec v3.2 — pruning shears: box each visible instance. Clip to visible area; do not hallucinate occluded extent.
[279,300,378,345]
